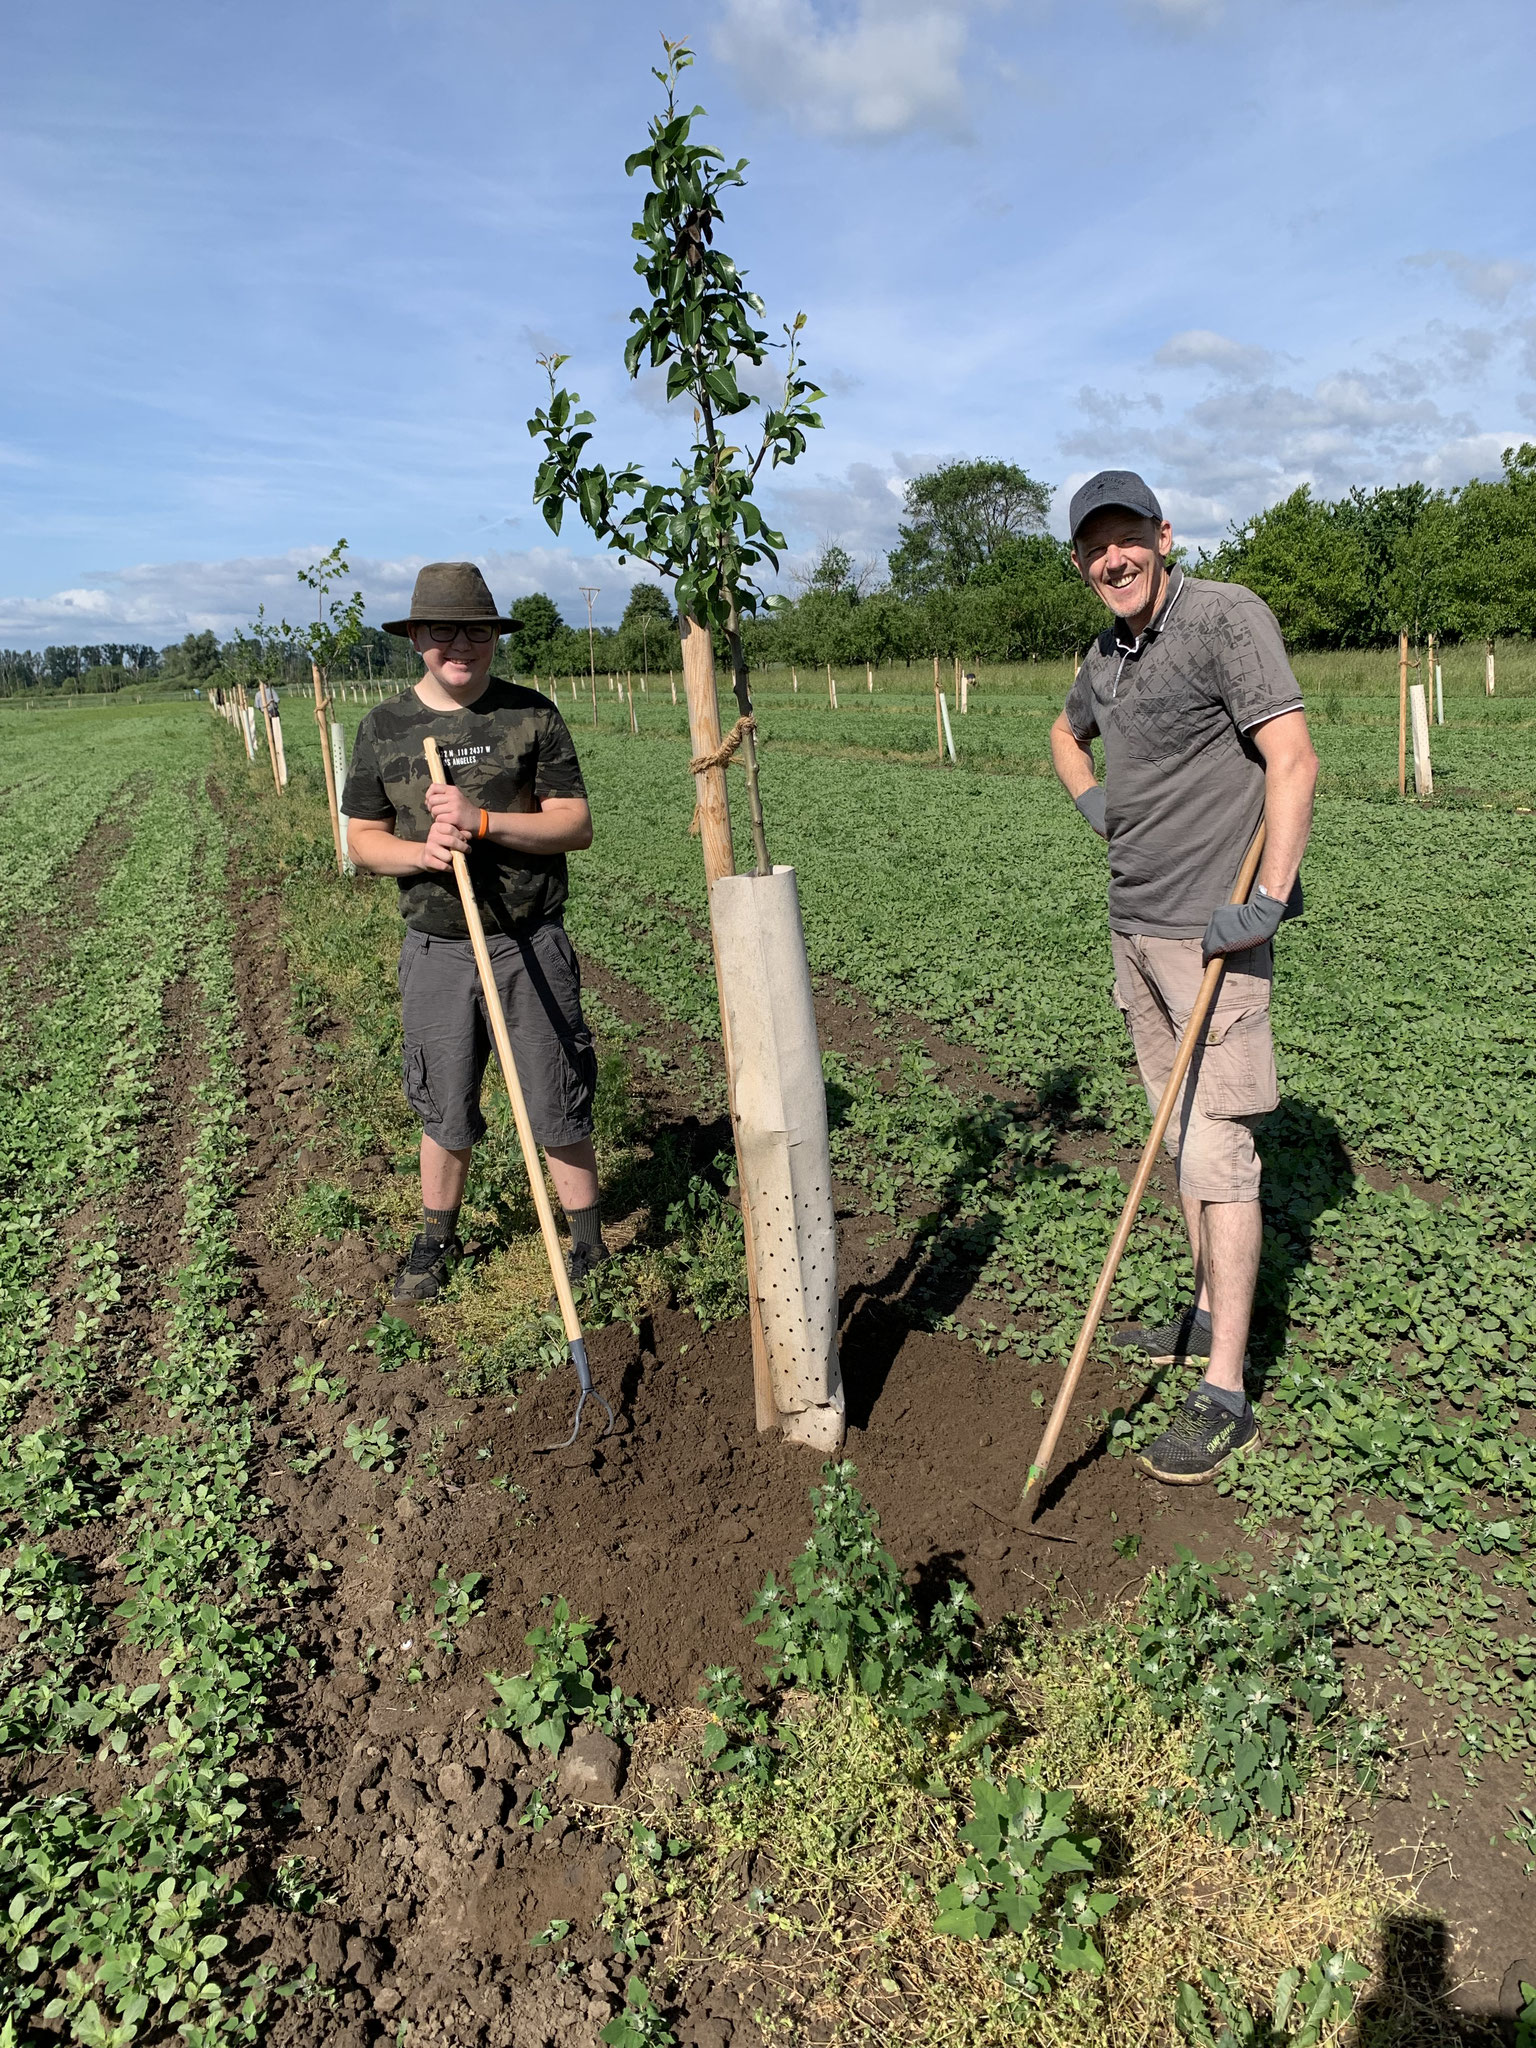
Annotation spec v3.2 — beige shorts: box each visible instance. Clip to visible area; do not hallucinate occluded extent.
[1111,933,1279,1204]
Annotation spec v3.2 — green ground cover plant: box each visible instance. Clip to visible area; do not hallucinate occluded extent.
[0,735,305,2041]
[190,671,1532,2035]
[485,1596,643,1756]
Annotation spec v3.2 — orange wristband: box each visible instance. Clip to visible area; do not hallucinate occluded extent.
[477,808,490,840]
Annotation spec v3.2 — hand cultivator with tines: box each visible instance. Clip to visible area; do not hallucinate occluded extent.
[422,736,613,1453]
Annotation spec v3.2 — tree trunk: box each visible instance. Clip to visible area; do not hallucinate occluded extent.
[680,617,776,1432]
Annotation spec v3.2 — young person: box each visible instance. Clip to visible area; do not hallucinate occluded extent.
[343,562,607,1302]
[1050,471,1318,1483]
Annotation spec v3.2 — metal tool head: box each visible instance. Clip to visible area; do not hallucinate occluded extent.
[535,1338,615,1454]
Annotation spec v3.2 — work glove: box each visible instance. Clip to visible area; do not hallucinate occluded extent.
[1202,877,1304,960]
[1073,786,1108,838]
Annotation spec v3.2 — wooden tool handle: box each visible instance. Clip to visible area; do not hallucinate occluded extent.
[421,735,584,1344]
[1020,820,1268,1514]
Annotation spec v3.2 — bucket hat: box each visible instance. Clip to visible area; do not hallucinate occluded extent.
[382,561,520,636]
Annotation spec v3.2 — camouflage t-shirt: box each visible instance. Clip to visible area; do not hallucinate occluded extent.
[341,681,588,938]
[1063,570,1304,938]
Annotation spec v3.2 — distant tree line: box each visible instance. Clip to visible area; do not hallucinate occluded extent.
[1197,443,1536,649]
[6,444,1532,697]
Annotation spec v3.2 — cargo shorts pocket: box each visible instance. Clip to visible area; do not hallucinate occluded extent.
[403,1043,441,1125]
[1195,1006,1279,1118]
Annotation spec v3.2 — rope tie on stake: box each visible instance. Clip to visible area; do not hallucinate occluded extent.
[688,715,756,836]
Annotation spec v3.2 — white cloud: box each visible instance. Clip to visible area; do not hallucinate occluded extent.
[764,456,925,570]
[1419,430,1526,487]
[1125,0,1226,22]
[0,545,658,650]
[1060,346,1517,553]
[1154,329,1276,379]
[711,0,984,142]
[1405,250,1536,309]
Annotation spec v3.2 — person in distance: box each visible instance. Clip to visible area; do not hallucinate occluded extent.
[343,562,608,1303]
[1050,471,1318,1484]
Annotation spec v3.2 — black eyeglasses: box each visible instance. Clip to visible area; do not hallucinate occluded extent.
[424,622,496,646]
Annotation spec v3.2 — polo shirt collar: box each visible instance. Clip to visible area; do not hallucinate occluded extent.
[1114,566,1185,655]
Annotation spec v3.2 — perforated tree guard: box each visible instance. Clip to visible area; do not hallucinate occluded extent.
[710,866,845,1452]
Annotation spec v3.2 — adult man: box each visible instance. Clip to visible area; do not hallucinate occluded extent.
[1051,471,1318,1483]
[343,562,606,1303]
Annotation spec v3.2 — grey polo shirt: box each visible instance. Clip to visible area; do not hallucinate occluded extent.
[1063,569,1303,939]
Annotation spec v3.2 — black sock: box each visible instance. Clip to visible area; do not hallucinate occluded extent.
[422,1204,459,1245]
[566,1202,603,1252]
[1197,1378,1247,1416]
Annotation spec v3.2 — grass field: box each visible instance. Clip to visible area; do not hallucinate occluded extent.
[1,676,1533,2046]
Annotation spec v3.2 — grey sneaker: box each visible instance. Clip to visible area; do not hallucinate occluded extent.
[391,1233,458,1303]
[1112,1303,1209,1365]
[1138,1386,1258,1485]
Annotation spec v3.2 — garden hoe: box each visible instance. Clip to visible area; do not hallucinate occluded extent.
[1016,821,1268,1524]
[422,737,613,1453]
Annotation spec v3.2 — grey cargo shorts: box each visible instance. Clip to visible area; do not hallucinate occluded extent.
[398,921,596,1152]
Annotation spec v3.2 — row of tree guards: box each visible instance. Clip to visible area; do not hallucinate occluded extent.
[1395,628,1493,800]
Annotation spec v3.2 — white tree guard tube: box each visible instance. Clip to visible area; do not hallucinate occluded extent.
[709,865,846,1452]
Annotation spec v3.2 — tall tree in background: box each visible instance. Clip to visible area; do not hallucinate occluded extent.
[887,458,1052,600]
[506,592,566,676]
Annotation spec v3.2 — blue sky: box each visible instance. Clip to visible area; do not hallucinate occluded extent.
[2,0,1531,647]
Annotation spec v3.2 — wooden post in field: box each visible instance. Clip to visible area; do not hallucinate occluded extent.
[826,663,837,709]
[933,652,940,690]
[670,671,677,705]
[1486,638,1496,697]
[1426,634,1435,726]
[866,661,873,693]
[311,661,346,875]
[628,675,638,735]
[960,669,969,715]
[1409,682,1433,797]
[791,667,799,694]
[1397,632,1408,799]
[934,678,944,763]
[679,615,776,1433]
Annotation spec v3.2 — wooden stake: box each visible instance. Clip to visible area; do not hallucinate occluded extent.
[1019,822,1267,1515]
[1486,637,1496,697]
[311,661,346,875]
[1398,631,1408,799]
[679,616,776,1433]
[826,662,835,708]
[670,671,677,705]
[628,675,638,735]
[866,661,873,693]
[792,667,799,694]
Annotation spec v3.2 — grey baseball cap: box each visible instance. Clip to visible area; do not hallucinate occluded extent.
[1068,470,1163,543]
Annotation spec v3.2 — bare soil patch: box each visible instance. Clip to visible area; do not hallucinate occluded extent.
[197,853,1519,2042]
